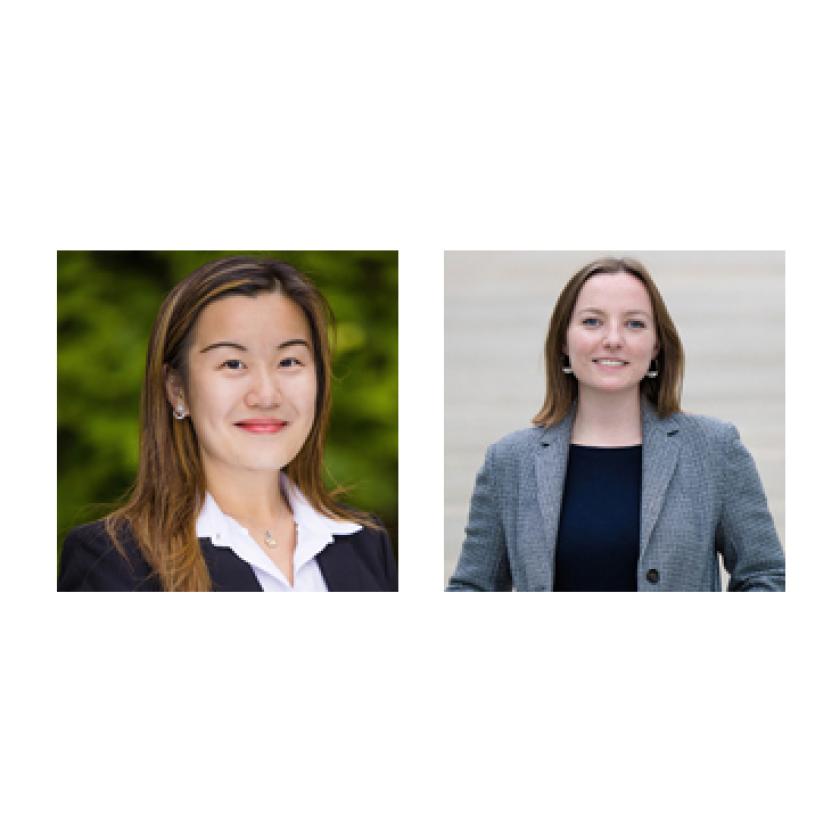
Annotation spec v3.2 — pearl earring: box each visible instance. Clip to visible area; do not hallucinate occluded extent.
[561,355,573,375]
[645,359,659,379]
[173,404,187,420]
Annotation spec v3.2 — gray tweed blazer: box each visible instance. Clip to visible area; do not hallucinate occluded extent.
[447,400,785,592]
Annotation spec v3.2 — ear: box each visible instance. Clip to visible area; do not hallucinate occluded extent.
[164,365,190,415]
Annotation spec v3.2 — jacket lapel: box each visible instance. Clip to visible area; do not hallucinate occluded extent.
[533,410,575,589]
[639,401,681,562]
[317,544,363,591]
[200,540,263,591]
[317,536,386,592]
[532,400,681,582]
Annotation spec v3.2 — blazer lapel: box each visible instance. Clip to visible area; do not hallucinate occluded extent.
[533,410,574,589]
[200,540,263,591]
[639,401,681,562]
[317,536,384,592]
[317,545,363,591]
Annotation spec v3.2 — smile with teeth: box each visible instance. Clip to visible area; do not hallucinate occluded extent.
[594,359,628,367]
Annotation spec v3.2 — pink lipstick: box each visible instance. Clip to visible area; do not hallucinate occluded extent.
[235,420,288,434]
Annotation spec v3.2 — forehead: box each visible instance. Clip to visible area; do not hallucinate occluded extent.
[193,292,311,345]
[574,271,654,314]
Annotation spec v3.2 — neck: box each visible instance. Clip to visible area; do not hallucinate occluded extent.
[202,461,292,527]
[571,386,643,445]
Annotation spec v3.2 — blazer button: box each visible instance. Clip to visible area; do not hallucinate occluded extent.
[646,568,660,584]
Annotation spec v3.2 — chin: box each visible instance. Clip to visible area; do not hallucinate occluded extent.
[228,449,298,472]
[582,379,639,394]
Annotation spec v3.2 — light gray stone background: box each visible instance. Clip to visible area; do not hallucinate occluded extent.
[444,251,785,588]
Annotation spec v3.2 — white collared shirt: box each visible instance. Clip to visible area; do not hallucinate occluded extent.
[195,474,362,591]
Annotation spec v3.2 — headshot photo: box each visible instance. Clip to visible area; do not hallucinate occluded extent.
[445,251,785,592]
[58,251,398,591]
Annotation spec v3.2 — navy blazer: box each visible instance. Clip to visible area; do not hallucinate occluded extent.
[58,519,397,592]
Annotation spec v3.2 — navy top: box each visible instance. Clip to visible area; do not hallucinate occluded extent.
[553,444,642,591]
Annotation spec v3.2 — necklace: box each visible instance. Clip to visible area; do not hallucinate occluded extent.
[263,519,297,549]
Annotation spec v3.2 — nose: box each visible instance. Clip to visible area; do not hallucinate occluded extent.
[603,319,624,349]
[245,365,281,409]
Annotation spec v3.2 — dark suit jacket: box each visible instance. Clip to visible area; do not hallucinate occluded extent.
[58,520,397,592]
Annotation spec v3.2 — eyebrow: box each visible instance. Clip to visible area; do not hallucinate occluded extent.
[577,308,652,317]
[199,339,311,353]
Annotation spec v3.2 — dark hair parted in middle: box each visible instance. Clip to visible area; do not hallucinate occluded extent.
[533,257,684,427]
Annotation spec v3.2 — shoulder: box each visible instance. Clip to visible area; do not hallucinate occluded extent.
[670,411,739,449]
[338,522,391,553]
[476,426,555,482]
[666,412,751,477]
[347,520,395,567]
[58,519,158,591]
[61,519,116,551]
[486,426,545,460]
[673,411,737,438]
[322,520,398,591]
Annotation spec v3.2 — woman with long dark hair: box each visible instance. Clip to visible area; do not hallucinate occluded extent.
[59,256,396,591]
[447,256,784,592]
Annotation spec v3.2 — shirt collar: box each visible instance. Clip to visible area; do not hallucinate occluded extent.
[278,472,362,539]
[195,474,362,561]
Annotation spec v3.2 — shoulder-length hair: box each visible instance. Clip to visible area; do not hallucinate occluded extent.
[105,256,370,591]
[532,256,684,427]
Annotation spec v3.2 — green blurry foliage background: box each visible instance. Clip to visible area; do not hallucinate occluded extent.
[58,251,398,557]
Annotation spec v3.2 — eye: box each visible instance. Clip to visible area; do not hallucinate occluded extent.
[220,359,246,371]
[278,357,303,369]
[627,319,647,329]
[581,317,601,327]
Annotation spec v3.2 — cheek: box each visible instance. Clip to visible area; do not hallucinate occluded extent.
[636,333,658,355]
[300,375,318,420]
[566,327,591,352]
[187,376,239,424]
[285,371,318,423]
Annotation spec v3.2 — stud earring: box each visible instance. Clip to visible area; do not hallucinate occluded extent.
[173,404,187,420]
[645,359,659,379]
[561,355,573,375]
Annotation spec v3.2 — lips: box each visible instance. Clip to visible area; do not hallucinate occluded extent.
[234,420,288,433]
[593,358,629,366]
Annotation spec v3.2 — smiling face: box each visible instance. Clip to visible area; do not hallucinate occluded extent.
[564,271,659,397]
[167,292,318,479]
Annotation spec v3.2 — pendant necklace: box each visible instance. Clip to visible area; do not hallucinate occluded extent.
[264,530,278,549]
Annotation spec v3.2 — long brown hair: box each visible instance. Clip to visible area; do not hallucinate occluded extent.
[105,256,369,591]
[532,256,684,427]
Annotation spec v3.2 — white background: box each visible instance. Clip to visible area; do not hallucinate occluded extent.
[3,1,839,839]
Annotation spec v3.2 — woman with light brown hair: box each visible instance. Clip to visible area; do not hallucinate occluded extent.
[447,256,784,592]
[59,256,396,591]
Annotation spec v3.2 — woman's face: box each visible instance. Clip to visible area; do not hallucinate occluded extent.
[564,271,660,395]
[168,292,318,477]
